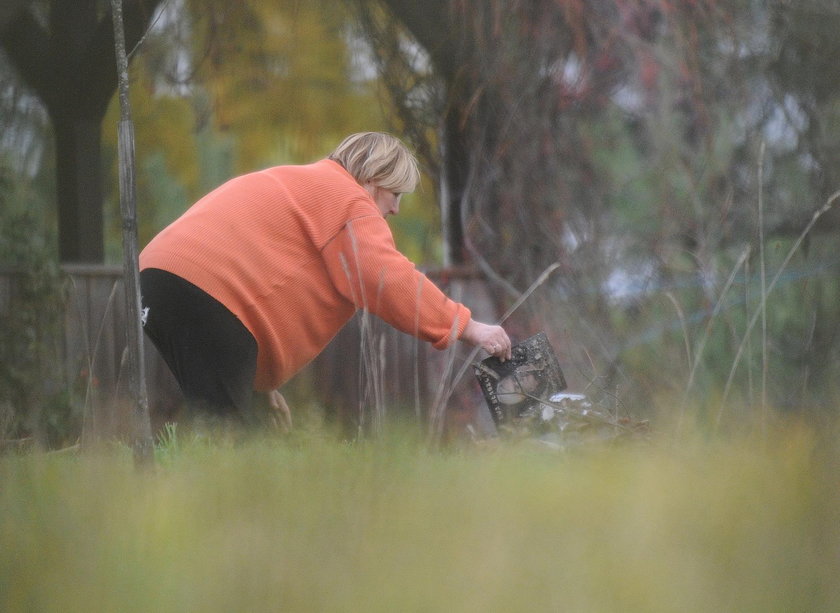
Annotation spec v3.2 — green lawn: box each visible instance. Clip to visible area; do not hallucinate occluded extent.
[2,420,838,612]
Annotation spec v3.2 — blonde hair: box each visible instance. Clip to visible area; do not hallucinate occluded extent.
[328,132,420,193]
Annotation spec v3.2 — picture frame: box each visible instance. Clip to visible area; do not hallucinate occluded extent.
[474,332,567,426]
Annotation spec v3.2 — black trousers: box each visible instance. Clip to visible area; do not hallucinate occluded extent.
[140,268,258,418]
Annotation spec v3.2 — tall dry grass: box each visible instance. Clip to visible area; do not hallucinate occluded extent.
[2,417,838,612]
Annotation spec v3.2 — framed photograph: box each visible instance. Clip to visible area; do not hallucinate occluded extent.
[474,332,567,426]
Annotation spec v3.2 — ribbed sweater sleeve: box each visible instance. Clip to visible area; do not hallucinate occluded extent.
[322,215,471,349]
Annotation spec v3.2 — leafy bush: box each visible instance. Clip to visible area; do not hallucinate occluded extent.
[0,164,80,448]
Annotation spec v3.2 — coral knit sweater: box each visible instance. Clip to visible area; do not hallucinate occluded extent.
[139,159,471,391]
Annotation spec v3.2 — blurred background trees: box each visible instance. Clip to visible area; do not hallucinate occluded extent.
[2,0,840,444]
[1,0,164,263]
[354,0,840,416]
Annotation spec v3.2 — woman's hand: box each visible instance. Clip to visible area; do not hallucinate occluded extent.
[268,389,293,432]
[461,318,512,361]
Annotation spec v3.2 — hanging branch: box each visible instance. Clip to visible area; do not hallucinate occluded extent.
[110,0,154,467]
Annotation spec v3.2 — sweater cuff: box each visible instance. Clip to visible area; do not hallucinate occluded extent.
[432,304,472,350]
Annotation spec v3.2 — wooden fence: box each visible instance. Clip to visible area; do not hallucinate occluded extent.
[1,265,180,441]
[0,265,497,442]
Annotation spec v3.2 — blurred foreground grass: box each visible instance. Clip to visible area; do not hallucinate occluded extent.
[2,418,839,612]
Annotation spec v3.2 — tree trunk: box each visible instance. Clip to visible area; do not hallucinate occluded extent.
[0,0,163,263]
[375,0,472,266]
[440,112,468,266]
[54,116,105,263]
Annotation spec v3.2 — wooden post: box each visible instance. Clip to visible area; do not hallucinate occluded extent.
[110,0,154,467]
